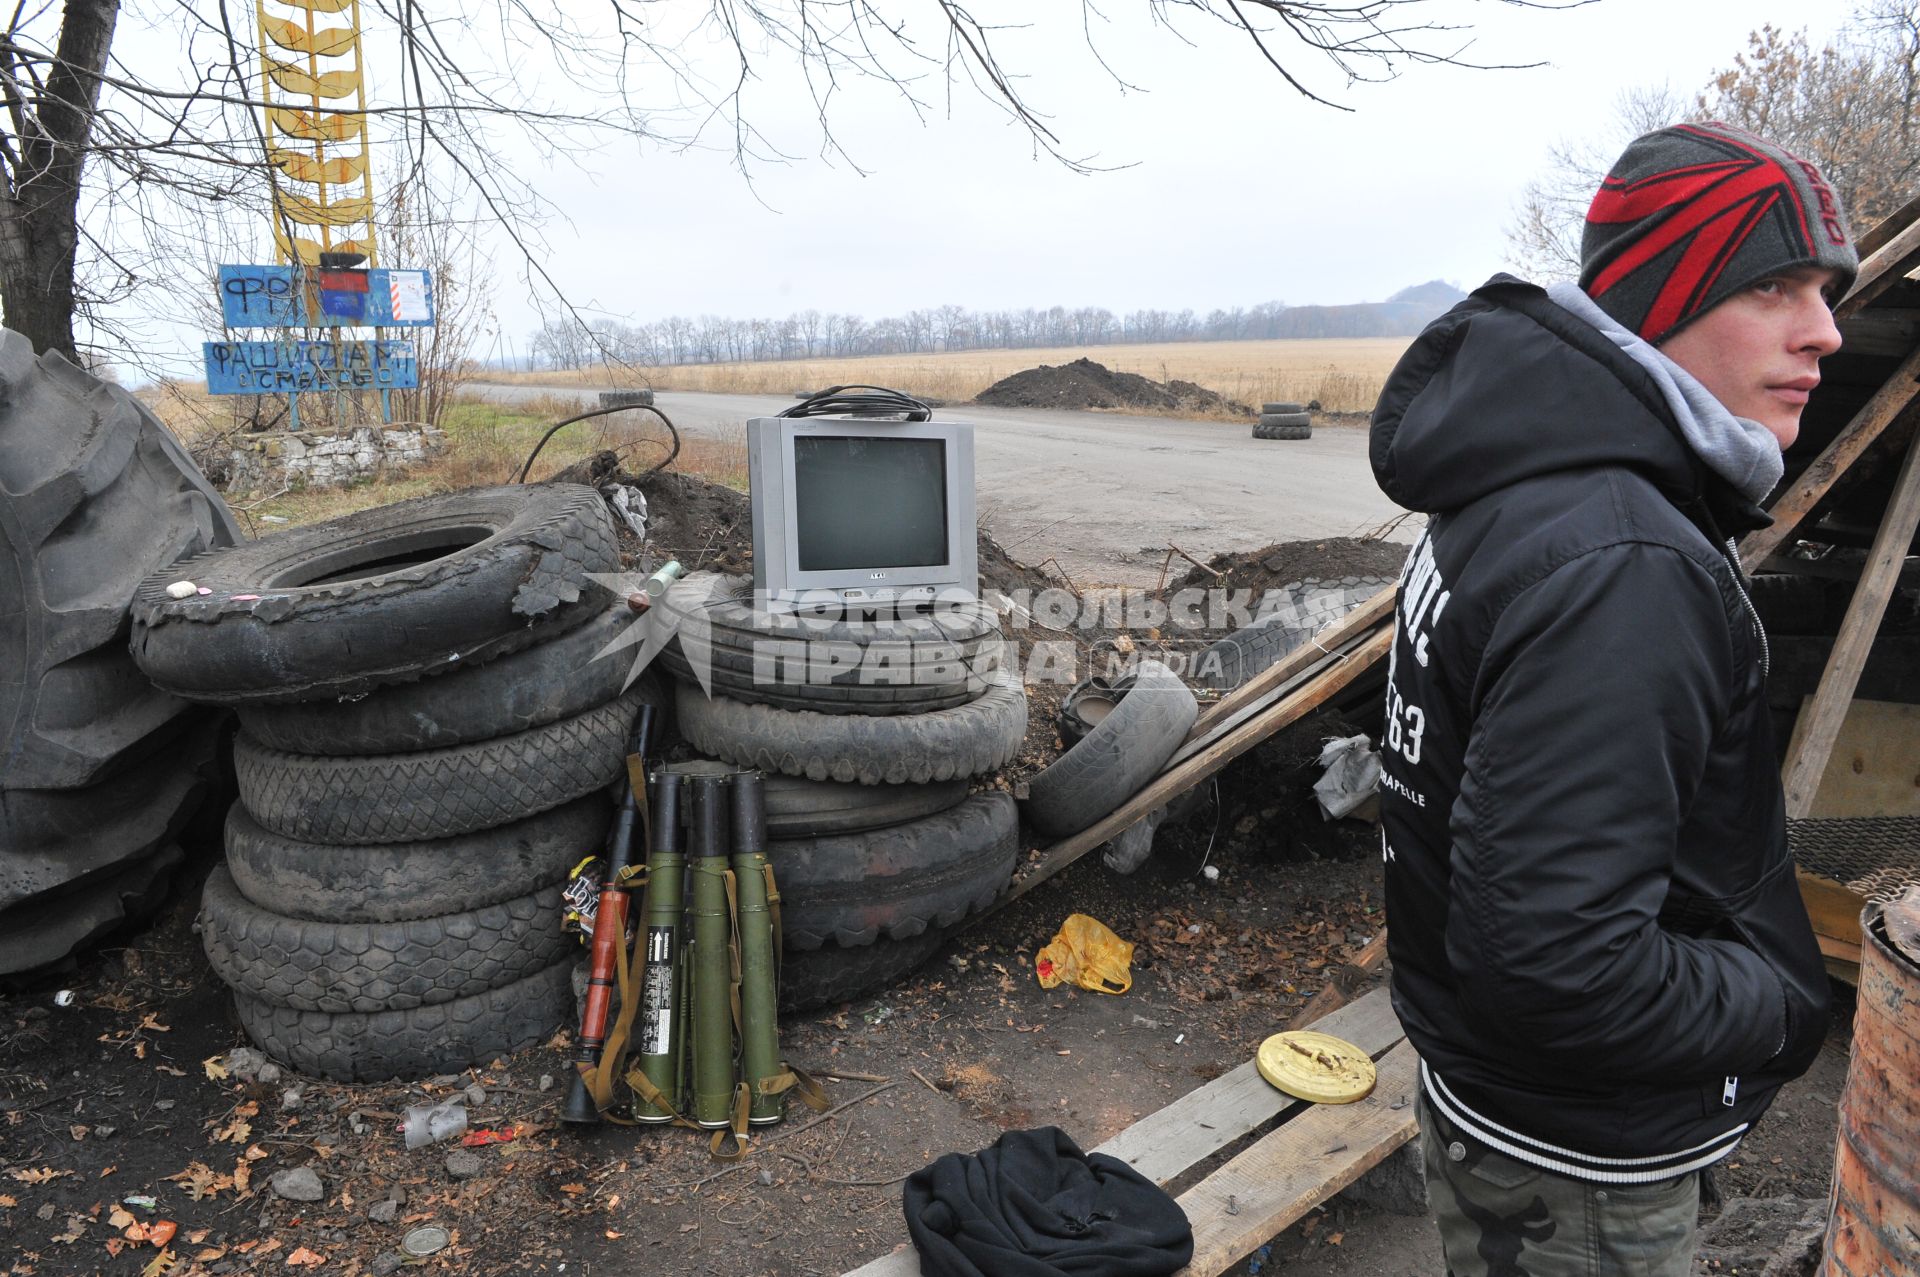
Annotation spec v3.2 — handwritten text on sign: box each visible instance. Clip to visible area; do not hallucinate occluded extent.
[217,265,435,328]
[203,340,419,394]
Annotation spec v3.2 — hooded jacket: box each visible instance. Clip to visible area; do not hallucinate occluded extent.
[1369,275,1830,1183]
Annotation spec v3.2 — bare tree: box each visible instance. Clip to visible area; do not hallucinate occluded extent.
[0,0,1590,368]
[1508,6,1920,282]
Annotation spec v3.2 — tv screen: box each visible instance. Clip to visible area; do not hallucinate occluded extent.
[793,436,948,572]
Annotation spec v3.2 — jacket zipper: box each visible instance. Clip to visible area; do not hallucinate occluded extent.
[1723,537,1770,680]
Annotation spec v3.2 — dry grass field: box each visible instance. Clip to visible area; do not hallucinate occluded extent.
[499,336,1413,414]
[141,383,735,533]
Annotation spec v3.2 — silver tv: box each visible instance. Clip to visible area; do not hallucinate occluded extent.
[747,415,977,608]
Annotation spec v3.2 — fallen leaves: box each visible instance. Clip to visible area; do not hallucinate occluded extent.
[7,1168,70,1185]
[164,1162,234,1201]
[0,1193,14,1207]
[202,1056,229,1082]
[285,1245,325,1267]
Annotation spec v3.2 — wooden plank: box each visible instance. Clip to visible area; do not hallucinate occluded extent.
[1837,212,1920,320]
[1286,930,1388,1030]
[997,624,1393,909]
[1187,587,1396,742]
[1781,698,1920,818]
[1856,192,1920,258]
[1781,429,1920,818]
[1741,342,1920,566]
[1837,307,1920,359]
[1817,932,1864,967]
[1172,1041,1422,1277]
[1798,869,1867,949]
[1098,987,1405,1186]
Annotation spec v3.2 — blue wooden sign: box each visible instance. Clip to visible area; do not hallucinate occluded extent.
[217,265,435,328]
[203,340,419,394]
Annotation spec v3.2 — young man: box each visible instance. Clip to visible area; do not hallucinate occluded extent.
[1369,122,1854,1275]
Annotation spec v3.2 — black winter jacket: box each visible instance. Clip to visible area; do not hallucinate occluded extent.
[1369,276,1830,1183]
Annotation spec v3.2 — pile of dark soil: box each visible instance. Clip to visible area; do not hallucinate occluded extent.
[975,358,1252,417]
[1173,536,1408,597]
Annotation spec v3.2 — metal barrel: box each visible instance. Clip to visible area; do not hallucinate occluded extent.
[1822,904,1920,1276]
[730,773,783,1125]
[629,771,686,1123]
[687,774,736,1128]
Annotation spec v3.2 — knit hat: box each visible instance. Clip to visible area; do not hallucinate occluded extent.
[1579,122,1858,345]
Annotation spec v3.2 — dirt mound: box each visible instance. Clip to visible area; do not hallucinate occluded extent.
[975,358,1251,417]
[1173,536,1408,597]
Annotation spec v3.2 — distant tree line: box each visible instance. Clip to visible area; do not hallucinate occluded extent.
[523,284,1462,369]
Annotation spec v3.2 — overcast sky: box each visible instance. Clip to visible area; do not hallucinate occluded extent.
[485,0,1859,339]
[111,0,1867,371]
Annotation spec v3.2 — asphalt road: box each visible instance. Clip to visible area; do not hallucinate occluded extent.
[472,383,1419,585]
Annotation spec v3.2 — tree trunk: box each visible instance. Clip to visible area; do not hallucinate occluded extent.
[0,0,121,360]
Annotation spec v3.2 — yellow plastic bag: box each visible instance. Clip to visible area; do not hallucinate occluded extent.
[1034,914,1134,994]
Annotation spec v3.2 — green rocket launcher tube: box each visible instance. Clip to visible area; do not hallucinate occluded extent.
[730,773,783,1125]
[687,774,735,1129]
[629,770,686,1124]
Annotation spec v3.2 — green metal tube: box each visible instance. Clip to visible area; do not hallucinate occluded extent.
[730,772,783,1125]
[687,775,736,1128]
[629,770,685,1124]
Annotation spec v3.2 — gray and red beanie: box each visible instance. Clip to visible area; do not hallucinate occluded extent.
[1579,121,1858,345]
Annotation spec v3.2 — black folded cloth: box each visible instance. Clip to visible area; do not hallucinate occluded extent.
[903,1126,1195,1277]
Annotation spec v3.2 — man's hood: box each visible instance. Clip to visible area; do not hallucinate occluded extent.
[1370,275,1782,518]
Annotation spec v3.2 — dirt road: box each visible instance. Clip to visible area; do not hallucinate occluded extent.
[473,385,1419,584]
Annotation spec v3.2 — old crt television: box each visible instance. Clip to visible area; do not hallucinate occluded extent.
[747,416,977,606]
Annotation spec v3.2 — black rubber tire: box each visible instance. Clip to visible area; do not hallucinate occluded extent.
[662,759,970,838]
[1252,423,1312,440]
[223,794,610,923]
[1023,661,1197,838]
[232,958,574,1083]
[1261,402,1306,415]
[1,718,221,913]
[0,334,239,789]
[653,573,1004,714]
[1258,411,1312,427]
[599,389,655,408]
[0,843,185,980]
[233,679,660,846]
[773,793,1017,948]
[1192,576,1396,691]
[129,484,619,705]
[675,665,1028,785]
[779,929,950,1013]
[235,600,643,755]
[200,866,569,1013]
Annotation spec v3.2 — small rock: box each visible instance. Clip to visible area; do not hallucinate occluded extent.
[327,1229,348,1245]
[464,1083,486,1108]
[368,1200,399,1224]
[255,1062,282,1086]
[92,1124,115,1138]
[281,1088,304,1113]
[427,1074,460,1088]
[537,1074,554,1092]
[225,1046,269,1082]
[347,1113,366,1136]
[270,1166,324,1202]
[445,1150,484,1180]
[155,1100,175,1111]
[35,1202,54,1221]
[757,1169,774,1186]
[211,1262,240,1276]
[387,1184,407,1206]
[371,1254,404,1277]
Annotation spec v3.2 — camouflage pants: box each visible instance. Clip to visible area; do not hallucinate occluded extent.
[1417,1091,1701,1277]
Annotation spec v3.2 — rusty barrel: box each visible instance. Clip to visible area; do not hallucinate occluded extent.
[1821,905,1920,1277]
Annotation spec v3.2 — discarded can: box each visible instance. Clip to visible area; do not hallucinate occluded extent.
[399,1100,467,1149]
[401,1226,451,1257]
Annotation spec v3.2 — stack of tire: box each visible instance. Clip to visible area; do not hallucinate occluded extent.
[1192,575,1399,692]
[127,484,662,1082]
[1,333,241,979]
[1253,402,1312,441]
[650,574,1027,1010]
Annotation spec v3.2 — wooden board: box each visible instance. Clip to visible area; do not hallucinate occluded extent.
[1100,987,1405,1186]
[843,987,1409,1277]
[1782,699,1920,819]
[1172,1041,1421,1277]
